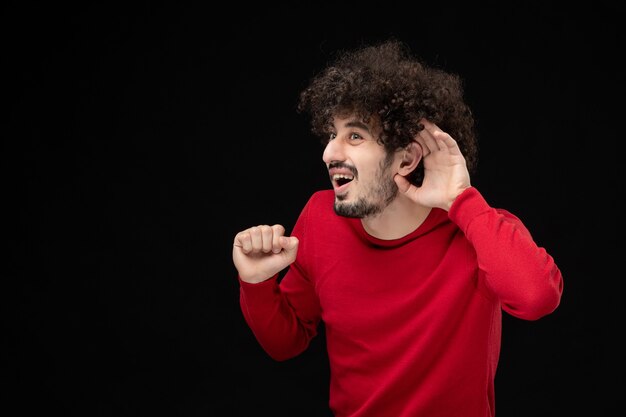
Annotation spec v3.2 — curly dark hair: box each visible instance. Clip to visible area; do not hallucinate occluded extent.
[297,38,478,186]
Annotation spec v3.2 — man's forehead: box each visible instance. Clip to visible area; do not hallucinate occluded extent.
[331,114,380,132]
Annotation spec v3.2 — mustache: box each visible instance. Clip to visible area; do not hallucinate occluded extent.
[328,162,358,177]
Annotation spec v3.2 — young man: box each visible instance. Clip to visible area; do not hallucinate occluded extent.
[232,39,563,417]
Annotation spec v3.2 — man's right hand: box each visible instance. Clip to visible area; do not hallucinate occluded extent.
[232,224,299,284]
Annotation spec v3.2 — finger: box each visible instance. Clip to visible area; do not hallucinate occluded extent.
[279,235,299,252]
[417,126,439,155]
[258,225,273,253]
[432,133,462,158]
[422,120,459,153]
[394,173,414,195]
[420,121,461,153]
[420,119,443,134]
[422,119,456,152]
[436,138,447,154]
[234,231,252,253]
[248,226,264,252]
[271,224,286,253]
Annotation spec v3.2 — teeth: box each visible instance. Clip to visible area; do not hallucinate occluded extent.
[332,174,354,181]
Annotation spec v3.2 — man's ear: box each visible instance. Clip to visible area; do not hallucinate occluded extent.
[398,141,422,175]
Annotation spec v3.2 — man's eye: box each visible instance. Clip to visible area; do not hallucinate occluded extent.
[350,133,362,140]
[329,133,337,140]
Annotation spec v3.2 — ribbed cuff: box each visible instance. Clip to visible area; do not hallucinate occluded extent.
[448,187,492,233]
[239,275,279,303]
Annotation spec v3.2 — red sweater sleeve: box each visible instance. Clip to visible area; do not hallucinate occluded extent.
[238,199,322,361]
[238,276,319,361]
[448,187,564,320]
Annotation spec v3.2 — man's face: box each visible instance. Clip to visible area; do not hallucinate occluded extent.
[322,115,399,218]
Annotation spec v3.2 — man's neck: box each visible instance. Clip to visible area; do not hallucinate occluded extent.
[361,195,432,240]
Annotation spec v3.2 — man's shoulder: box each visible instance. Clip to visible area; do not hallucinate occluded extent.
[308,189,334,205]
[295,189,351,237]
[300,189,335,218]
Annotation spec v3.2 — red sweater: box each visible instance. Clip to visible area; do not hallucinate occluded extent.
[239,187,563,417]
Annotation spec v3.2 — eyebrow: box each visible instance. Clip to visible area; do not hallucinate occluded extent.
[343,120,372,133]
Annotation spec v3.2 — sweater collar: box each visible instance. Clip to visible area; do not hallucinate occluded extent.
[347,207,449,248]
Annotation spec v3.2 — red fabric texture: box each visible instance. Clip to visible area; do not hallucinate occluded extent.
[239,187,563,417]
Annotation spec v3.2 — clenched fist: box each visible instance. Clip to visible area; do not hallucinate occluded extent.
[232,224,299,283]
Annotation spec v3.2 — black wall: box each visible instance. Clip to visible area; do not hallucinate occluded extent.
[5,3,622,416]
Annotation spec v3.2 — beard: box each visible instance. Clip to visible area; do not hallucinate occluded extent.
[334,153,397,218]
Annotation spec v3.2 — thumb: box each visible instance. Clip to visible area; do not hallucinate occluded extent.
[279,236,299,253]
[394,174,413,195]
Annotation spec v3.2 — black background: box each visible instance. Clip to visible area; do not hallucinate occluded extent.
[5,2,622,416]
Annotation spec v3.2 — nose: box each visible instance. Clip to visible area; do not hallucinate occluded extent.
[322,139,344,166]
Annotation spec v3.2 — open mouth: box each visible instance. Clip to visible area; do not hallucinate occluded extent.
[332,173,354,192]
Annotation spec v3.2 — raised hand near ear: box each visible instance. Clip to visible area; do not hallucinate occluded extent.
[394,119,471,211]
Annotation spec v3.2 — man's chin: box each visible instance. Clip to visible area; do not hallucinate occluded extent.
[333,199,367,219]
[334,204,362,218]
